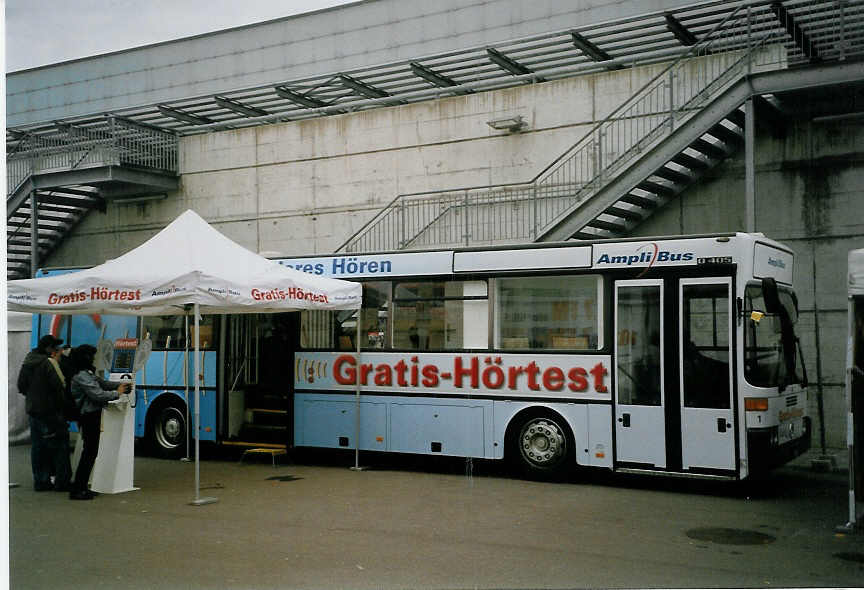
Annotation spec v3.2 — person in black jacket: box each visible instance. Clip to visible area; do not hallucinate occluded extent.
[69,344,131,500]
[17,334,71,491]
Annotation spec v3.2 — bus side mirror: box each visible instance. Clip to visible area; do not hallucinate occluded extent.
[762,277,781,314]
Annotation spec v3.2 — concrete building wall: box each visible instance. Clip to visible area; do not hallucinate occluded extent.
[6,0,699,126]
[40,59,863,450]
[632,117,864,449]
[49,59,674,262]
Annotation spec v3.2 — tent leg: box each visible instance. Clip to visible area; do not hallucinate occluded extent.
[190,303,218,506]
[181,313,191,462]
[350,314,366,472]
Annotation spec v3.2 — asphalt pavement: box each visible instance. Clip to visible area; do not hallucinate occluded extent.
[8,443,864,589]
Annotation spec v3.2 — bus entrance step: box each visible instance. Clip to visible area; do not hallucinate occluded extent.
[247,408,288,427]
[240,448,288,467]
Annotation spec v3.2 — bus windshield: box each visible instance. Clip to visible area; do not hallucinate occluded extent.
[743,283,802,388]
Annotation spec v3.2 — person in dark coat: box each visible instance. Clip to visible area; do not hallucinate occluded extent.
[17,334,71,491]
[69,344,131,500]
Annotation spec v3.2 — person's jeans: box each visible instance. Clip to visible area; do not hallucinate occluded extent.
[72,411,102,493]
[28,414,71,490]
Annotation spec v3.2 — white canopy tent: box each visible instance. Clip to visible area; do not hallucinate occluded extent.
[8,209,362,504]
[842,249,864,531]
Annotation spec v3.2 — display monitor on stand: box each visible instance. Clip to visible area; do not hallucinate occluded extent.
[84,337,146,494]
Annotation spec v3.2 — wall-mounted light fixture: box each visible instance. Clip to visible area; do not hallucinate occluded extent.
[486,115,527,133]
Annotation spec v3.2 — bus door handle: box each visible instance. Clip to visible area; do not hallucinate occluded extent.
[717,418,732,433]
[618,413,630,427]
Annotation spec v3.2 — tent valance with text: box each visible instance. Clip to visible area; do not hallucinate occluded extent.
[7,210,362,315]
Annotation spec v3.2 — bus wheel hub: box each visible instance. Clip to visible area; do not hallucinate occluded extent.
[520,419,565,465]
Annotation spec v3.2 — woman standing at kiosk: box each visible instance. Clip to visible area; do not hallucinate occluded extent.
[69,344,130,500]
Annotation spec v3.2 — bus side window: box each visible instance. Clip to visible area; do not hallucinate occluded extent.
[300,281,391,350]
[392,280,487,350]
[496,275,602,350]
[682,284,730,409]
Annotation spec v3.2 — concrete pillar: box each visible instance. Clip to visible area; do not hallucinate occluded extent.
[744,98,755,233]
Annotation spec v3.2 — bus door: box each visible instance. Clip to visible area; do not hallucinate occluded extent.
[679,278,735,471]
[614,279,666,467]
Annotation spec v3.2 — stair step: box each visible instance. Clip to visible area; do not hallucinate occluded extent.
[237,424,288,445]
[243,424,286,431]
[587,219,627,233]
[574,228,609,240]
[605,206,644,221]
[248,408,287,415]
[652,166,691,185]
[637,180,675,197]
[690,138,728,160]
[725,108,745,127]
[620,194,660,209]
[671,152,709,171]
[220,441,287,450]
[707,123,743,146]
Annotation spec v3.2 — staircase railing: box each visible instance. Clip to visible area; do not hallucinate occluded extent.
[6,118,178,198]
[338,4,793,253]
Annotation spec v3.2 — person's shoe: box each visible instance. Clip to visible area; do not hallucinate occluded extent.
[86,490,100,496]
[34,483,53,492]
[69,490,94,500]
[53,483,71,492]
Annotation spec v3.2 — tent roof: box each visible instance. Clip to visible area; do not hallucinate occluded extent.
[851,249,864,297]
[7,210,361,315]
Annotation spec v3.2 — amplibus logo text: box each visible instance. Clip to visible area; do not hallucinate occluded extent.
[325,354,609,394]
[595,242,695,267]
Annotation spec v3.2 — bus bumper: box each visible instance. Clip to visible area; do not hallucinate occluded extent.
[747,417,812,472]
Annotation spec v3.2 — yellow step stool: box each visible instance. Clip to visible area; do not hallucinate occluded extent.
[240,447,288,467]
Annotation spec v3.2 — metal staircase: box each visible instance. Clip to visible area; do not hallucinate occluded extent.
[6,118,179,279]
[339,1,863,253]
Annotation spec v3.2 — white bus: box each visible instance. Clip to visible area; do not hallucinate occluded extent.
[277,232,810,480]
[31,232,809,480]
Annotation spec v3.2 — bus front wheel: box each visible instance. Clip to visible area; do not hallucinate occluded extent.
[147,399,188,460]
[508,410,573,480]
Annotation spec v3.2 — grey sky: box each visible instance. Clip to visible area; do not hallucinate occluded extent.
[5,0,355,72]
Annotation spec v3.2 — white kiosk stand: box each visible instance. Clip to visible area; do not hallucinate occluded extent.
[74,337,150,494]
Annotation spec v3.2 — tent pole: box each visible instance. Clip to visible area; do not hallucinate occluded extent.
[190,303,217,505]
[350,312,365,471]
[181,314,190,462]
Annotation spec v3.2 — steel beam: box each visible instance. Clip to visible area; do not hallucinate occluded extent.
[665,14,697,46]
[274,86,328,108]
[157,105,214,125]
[571,32,623,69]
[409,62,472,95]
[486,48,535,77]
[338,74,390,99]
[214,96,269,118]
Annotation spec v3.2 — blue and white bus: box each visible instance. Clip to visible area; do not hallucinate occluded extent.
[31,232,810,479]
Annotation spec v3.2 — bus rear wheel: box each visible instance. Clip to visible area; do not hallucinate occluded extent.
[147,401,187,460]
[508,411,573,480]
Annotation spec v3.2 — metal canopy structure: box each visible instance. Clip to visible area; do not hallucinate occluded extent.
[6,0,862,143]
